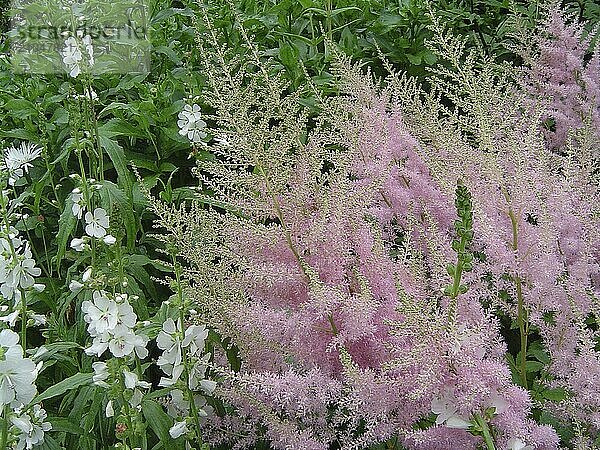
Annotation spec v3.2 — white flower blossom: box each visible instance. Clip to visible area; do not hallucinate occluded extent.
[69,280,84,292]
[11,404,51,450]
[0,244,42,301]
[169,420,188,439]
[0,330,38,407]
[82,291,119,335]
[105,400,114,418]
[70,189,85,219]
[157,319,212,391]
[123,369,151,390]
[177,104,206,143]
[82,291,148,359]
[431,391,471,430]
[92,361,109,388]
[61,34,94,78]
[2,142,42,186]
[0,310,19,327]
[62,36,82,77]
[70,237,86,252]
[84,208,109,238]
[507,438,534,450]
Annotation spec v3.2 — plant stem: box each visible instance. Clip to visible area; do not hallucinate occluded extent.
[20,287,27,349]
[0,406,7,448]
[474,413,496,450]
[173,256,203,446]
[508,207,528,389]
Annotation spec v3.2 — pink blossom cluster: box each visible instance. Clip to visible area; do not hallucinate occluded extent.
[188,5,600,449]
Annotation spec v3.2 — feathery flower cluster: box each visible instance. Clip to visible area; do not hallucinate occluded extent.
[146,4,600,449]
[524,8,600,151]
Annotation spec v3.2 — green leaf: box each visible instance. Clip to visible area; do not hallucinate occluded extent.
[54,196,78,273]
[541,388,568,402]
[98,180,137,249]
[407,53,422,65]
[34,372,93,403]
[32,341,82,362]
[48,416,84,435]
[525,360,544,372]
[3,98,37,119]
[142,399,181,447]
[37,435,63,450]
[98,135,134,195]
[279,43,298,68]
[98,118,149,140]
[0,128,39,141]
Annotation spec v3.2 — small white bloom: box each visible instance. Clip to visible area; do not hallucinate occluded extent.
[62,36,82,77]
[123,369,151,390]
[0,330,38,407]
[129,388,143,408]
[169,420,188,439]
[2,142,42,185]
[105,400,114,418]
[85,208,109,238]
[431,391,471,430]
[0,310,19,327]
[70,237,86,252]
[200,379,216,395]
[82,35,94,65]
[92,361,109,387]
[82,267,92,283]
[507,438,534,450]
[489,394,508,415]
[103,234,116,245]
[85,336,109,357]
[70,189,85,219]
[177,104,207,143]
[107,326,136,358]
[12,404,50,450]
[82,291,119,335]
[30,313,46,326]
[69,280,84,292]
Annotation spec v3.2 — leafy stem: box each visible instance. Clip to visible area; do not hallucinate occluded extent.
[508,207,528,389]
[173,253,204,446]
[445,180,475,327]
[473,413,496,450]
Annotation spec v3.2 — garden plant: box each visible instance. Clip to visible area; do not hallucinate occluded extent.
[0,0,599,449]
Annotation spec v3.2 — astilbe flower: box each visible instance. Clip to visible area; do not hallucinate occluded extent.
[152,3,598,449]
[522,5,600,151]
